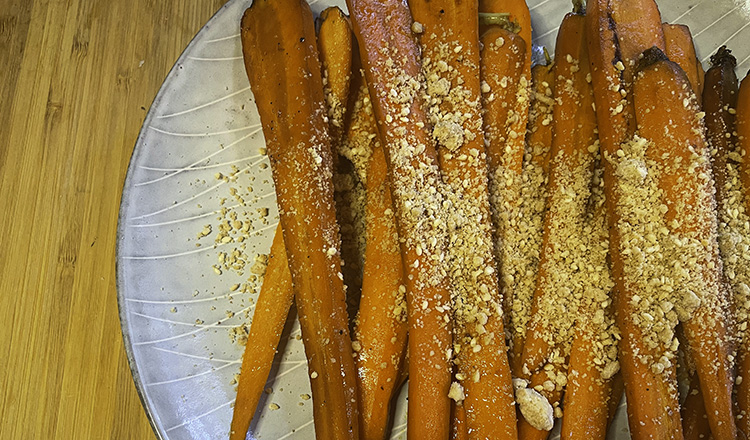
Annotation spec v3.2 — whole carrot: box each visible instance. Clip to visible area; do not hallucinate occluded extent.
[347,0,454,438]
[519,12,617,440]
[409,0,516,438]
[634,47,736,440]
[585,2,683,438]
[229,225,293,440]
[241,1,359,438]
[703,46,746,440]
[479,27,528,350]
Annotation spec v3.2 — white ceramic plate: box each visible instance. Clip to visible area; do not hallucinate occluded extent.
[117,0,750,439]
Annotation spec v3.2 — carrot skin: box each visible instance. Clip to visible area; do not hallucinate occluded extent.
[347,0,453,438]
[241,1,359,438]
[662,23,700,102]
[230,226,294,440]
[634,49,736,440]
[355,143,408,440]
[586,2,683,439]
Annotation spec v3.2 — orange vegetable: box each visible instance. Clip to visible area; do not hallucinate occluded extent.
[634,47,736,440]
[241,0,359,437]
[479,0,531,71]
[409,0,517,438]
[317,6,353,145]
[610,0,666,87]
[702,45,743,440]
[347,0,454,437]
[662,23,700,102]
[354,141,408,440]
[520,13,616,440]
[682,371,712,440]
[479,26,527,335]
[586,2,683,439]
[229,226,294,440]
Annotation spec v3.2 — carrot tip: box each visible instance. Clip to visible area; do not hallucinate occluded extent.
[710,45,737,68]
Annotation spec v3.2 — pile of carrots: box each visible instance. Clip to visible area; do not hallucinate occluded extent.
[229,0,750,439]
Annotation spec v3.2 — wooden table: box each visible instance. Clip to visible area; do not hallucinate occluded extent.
[0,0,226,437]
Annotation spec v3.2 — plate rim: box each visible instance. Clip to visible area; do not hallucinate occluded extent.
[115,1,244,438]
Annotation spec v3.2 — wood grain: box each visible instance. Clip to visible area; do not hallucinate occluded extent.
[0,0,226,438]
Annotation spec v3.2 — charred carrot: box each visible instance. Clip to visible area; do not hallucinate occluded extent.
[241,1,359,438]
[610,0,666,87]
[662,23,701,102]
[703,46,748,440]
[347,1,453,438]
[634,47,736,440]
[586,2,683,438]
[736,71,750,438]
[408,0,517,438]
[229,225,294,440]
[354,141,408,440]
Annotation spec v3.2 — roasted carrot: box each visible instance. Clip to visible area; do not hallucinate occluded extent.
[241,1,359,438]
[662,23,701,102]
[610,0,666,87]
[705,46,739,225]
[560,201,618,440]
[634,47,736,440]
[479,26,527,342]
[682,371,712,440]
[317,6,353,146]
[521,10,598,375]
[586,2,683,438]
[737,71,750,438]
[408,0,516,438]
[318,10,364,329]
[704,46,749,440]
[354,141,408,440]
[560,330,612,440]
[519,13,616,440]
[229,225,294,440]
[347,1,453,438]
[478,0,531,72]
[526,60,555,176]
[481,27,528,183]
[494,58,555,378]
